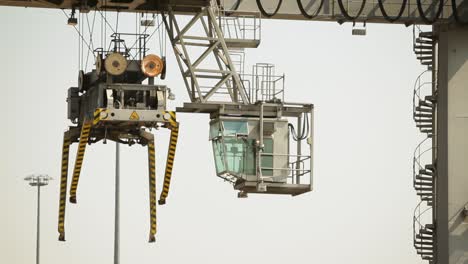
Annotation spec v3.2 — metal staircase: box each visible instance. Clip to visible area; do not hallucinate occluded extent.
[413,70,435,136]
[413,137,435,206]
[414,220,436,263]
[413,29,435,70]
[412,28,438,263]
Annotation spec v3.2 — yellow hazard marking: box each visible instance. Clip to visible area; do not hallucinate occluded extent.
[129,111,140,120]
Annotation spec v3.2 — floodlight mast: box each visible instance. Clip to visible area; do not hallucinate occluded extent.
[23,174,52,264]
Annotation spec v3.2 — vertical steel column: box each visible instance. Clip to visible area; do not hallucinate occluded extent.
[36,184,40,264]
[296,115,302,184]
[309,107,314,191]
[114,142,120,264]
[256,102,265,190]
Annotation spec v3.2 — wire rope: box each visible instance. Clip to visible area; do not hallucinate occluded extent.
[256,0,283,17]
[230,0,242,10]
[297,0,325,19]
[84,11,97,72]
[416,0,444,24]
[377,0,408,22]
[451,0,468,25]
[336,0,367,21]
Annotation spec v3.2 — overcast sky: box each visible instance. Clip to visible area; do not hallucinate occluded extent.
[0,7,430,264]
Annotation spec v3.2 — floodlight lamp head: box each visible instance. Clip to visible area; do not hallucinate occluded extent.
[68,17,78,26]
[68,8,77,26]
[24,174,53,186]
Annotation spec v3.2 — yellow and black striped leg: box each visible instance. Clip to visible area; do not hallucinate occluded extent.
[58,134,71,241]
[69,122,92,204]
[159,124,179,205]
[147,136,157,242]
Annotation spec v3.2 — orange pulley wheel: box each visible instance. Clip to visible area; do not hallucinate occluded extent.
[141,54,164,77]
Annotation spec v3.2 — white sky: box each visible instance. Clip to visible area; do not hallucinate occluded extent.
[0,7,430,264]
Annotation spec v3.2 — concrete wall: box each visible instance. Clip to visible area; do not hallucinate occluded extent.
[437,25,468,264]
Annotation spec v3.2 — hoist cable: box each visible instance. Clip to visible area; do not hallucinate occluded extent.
[451,0,468,25]
[377,0,408,22]
[256,0,283,17]
[231,0,242,10]
[130,18,165,62]
[297,0,325,19]
[336,0,367,21]
[416,0,444,24]
[84,11,97,72]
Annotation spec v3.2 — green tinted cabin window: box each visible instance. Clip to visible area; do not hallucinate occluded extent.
[212,140,226,173]
[224,138,245,174]
[261,138,274,176]
[222,121,248,136]
[212,137,256,176]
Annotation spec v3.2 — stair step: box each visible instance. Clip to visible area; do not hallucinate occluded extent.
[414,181,433,187]
[425,164,435,171]
[420,129,433,134]
[416,38,434,45]
[415,118,433,123]
[419,169,434,176]
[422,197,433,202]
[414,113,433,118]
[416,105,433,111]
[418,192,434,197]
[425,95,436,102]
[426,224,435,230]
[420,193,434,198]
[414,44,433,50]
[416,175,433,181]
[417,124,433,128]
[419,100,433,107]
[415,186,433,191]
[421,61,433,66]
[415,240,434,245]
[419,254,434,259]
[416,234,433,240]
[419,31,435,38]
[420,228,434,235]
[416,106,432,113]
[415,246,434,252]
[417,56,434,61]
[415,50,433,55]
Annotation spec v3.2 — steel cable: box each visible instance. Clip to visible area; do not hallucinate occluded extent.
[337,0,367,20]
[451,0,468,25]
[378,0,408,22]
[297,0,325,19]
[416,0,444,24]
[256,0,283,17]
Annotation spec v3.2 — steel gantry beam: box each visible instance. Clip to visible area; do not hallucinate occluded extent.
[0,0,467,25]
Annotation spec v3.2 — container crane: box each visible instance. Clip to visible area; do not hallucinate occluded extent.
[0,0,467,263]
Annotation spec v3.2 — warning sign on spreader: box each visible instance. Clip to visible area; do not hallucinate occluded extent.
[129,111,140,120]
